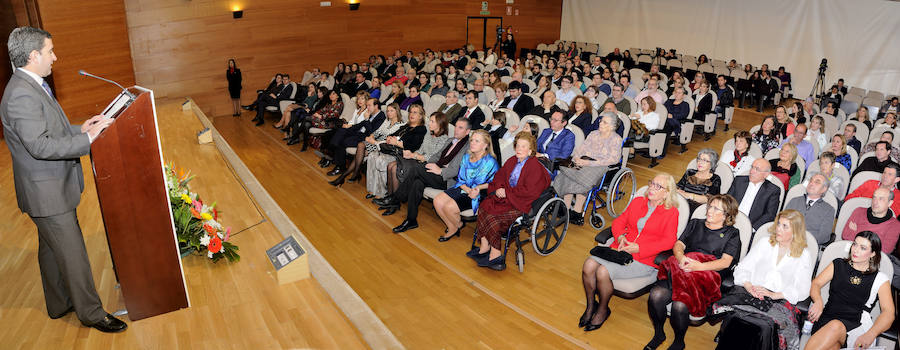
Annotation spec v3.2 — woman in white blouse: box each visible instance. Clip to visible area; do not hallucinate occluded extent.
[805,115,829,151]
[720,131,755,176]
[630,96,660,137]
[715,209,813,350]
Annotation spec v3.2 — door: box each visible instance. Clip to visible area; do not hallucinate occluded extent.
[466,16,503,52]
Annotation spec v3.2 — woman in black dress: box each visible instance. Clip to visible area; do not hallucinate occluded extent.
[227,58,242,116]
[806,231,895,350]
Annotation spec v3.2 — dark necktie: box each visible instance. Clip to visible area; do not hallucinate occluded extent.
[806,199,814,210]
[41,81,54,99]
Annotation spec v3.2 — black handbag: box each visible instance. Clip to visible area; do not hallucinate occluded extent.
[589,246,634,265]
[379,143,404,158]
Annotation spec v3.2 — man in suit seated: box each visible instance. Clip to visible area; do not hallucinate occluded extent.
[327,98,385,175]
[342,72,368,95]
[510,71,530,94]
[438,90,464,124]
[854,141,899,177]
[252,74,294,126]
[536,111,576,176]
[495,59,511,77]
[242,73,282,111]
[498,81,533,117]
[727,158,779,232]
[755,70,779,112]
[846,163,900,216]
[460,64,478,85]
[783,172,836,246]
[458,90,485,130]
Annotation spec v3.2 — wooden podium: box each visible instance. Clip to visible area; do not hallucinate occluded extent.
[89,87,189,320]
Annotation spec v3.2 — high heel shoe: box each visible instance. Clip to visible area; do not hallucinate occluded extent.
[583,308,611,332]
[346,174,360,183]
[438,228,460,242]
[578,300,596,328]
[328,176,345,187]
[365,194,375,199]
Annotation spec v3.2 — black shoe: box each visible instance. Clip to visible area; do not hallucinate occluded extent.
[373,195,395,206]
[381,205,399,216]
[392,219,418,233]
[584,308,611,331]
[347,174,360,183]
[477,255,506,270]
[438,227,461,242]
[87,314,127,333]
[49,306,74,319]
[286,139,299,146]
[365,194,375,199]
[282,136,291,140]
[569,211,584,226]
[644,334,667,350]
[328,175,346,187]
[320,159,332,168]
[255,120,264,126]
[326,167,343,176]
[466,248,489,261]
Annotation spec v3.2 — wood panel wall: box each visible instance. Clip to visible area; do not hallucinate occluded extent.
[124,0,562,117]
[37,0,135,122]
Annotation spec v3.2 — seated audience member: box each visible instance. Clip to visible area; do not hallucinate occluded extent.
[635,78,665,105]
[714,209,812,350]
[862,131,900,163]
[459,64,477,85]
[620,75,638,100]
[365,104,426,200]
[646,194,740,350]
[829,134,853,172]
[252,74,295,126]
[854,141,899,176]
[555,76,577,105]
[676,148,721,213]
[693,81,713,120]
[498,81,534,117]
[784,173,836,246]
[853,105,874,129]
[325,91,372,175]
[328,98,387,185]
[529,90,564,121]
[879,97,899,118]
[721,131,755,175]
[436,90,464,124]
[458,90,486,130]
[753,115,781,155]
[431,130,499,239]
[666,77,686,97]
[428,74,450,97]
[843,123,862,155]
[390,119,476,233]
[533,75,550,97]
[779,123,814,170]
[384,81,407,106]
[790,101,807,124]
[553,114,622,225]
[367,76,383,99]
[774,66,791,95]
[663,88,690,140]
[847,162,900,211]
[727,158,779,231]
[383,66,408,86]
[510,72,530,94]
[243,73,283,111]
[805,115,829,151]
[289,89,343,151]
[276,82,319,132]
[343,72,368,95]
[453,78,467,96]
[604,83,632,116]
[584,85,603,111]
[568,96,597,135]
[809,152,846,201]
[842,188,900,252]
[755,70,778,112]
[688,72,704,92]
[630,96,661,138]
[484,111,507,158]
[536,111,576,164]
[473,79,490,105]
[486,82,506,112]
[822,85,843,110]
[772,105,795,139]
[822,101,839,118]
[876,112,899,129]
[806,231,894,350]
[713,75,733,116]
[399,85,423,111]
[466,133,551,271]
[769,143,801,190]
[580,173,680,331]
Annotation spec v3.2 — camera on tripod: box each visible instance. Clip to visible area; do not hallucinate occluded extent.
[818,58,828,74]
[496,26,504,39]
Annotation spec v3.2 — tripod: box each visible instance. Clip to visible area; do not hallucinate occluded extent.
[809,64,827,107]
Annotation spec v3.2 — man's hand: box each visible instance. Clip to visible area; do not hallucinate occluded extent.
[86,118,115,140]
[425,163,442,175]
[81,115,107,133]
[269,93,276,98]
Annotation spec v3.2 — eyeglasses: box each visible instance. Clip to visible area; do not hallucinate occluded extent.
[707,206,725,214]
[751,166,770,173]
[696,157,711,164]
[648,181,665,191]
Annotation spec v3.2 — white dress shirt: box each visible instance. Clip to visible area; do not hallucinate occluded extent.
[635,111,660,131]
[733,240,813,304]
[18,68,95,143]
[737,180,763,216]
[555,88,576,105]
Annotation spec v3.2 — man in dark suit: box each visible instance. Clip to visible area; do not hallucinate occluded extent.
[499,81,534,117]
[1,26,126,332]
[756,70,779,112]
[342,72,368,95]
[252,74,294,126]
[458,90,485,130]
[783,173,836,246]
[536,111,576,163]
[437,90,464,123]
[328,98,385,175]
[726,158,779,231]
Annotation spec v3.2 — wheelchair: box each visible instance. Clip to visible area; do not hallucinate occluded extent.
[470,186,570,273]
[581,163,636,229]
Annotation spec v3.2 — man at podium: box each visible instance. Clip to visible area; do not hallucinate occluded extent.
[1,27,126,332]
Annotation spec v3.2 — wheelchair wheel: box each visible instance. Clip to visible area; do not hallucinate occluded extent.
[516,250,524,273]
[606,168,636,218]
[530,197,568,256]
[589,212,605,230]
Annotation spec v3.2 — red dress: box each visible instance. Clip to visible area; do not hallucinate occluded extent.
[608,196,679,268]
[476,156,550,250]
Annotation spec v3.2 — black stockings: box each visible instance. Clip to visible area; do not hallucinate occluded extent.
[581,261,613,326]
[386,161,400,194]
[647,285,688,350]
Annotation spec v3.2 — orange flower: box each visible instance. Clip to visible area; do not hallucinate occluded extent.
[213,208,219,221]
[208,236,223,253]
[203,224,216,235]
[190,207,201,219]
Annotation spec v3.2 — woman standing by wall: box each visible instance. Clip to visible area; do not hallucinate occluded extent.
[226,58,242,116]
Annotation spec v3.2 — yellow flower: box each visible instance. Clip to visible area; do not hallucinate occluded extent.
[201,212,213,221]
[181,193,192,204]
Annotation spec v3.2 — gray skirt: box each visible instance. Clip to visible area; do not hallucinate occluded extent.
[588,255,657,280]
[553,165,608,195]
[365,152,396,197]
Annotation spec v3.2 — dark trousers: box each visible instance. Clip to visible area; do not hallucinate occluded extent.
[31,210,106,324]
[330,128,365,168]
[393,163,446,221]
[254,94,278,121]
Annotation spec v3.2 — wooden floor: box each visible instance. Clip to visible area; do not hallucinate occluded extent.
[0,102,368,349]
[203,103,771,349]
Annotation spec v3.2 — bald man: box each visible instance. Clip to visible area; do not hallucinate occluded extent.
[727,158,780,231]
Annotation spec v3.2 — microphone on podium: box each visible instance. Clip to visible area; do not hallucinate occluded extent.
[78,70,137,101]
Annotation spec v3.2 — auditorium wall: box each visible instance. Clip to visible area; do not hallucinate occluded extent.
[124,0,562,117]
[560,0,900,100]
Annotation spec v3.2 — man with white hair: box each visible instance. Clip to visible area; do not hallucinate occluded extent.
[784,172,836,245]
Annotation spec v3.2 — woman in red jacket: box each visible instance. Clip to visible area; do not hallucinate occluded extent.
[466,132,551,271]
[578,173,680,331]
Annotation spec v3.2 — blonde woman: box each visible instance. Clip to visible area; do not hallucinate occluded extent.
[715,210,813,350]
[830,134,852,172]
[770,143,799,190]
[433,130,499,241]
[580,173,680,331]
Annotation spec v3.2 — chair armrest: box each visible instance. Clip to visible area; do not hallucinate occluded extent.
[795,297,812,316]
[594,229,613,244]
[654,250,674,266]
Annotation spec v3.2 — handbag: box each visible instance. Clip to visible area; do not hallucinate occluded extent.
[379,143,404,158]
[589,246,634,265]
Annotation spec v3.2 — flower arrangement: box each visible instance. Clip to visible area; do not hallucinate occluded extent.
[164,163,240,263]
